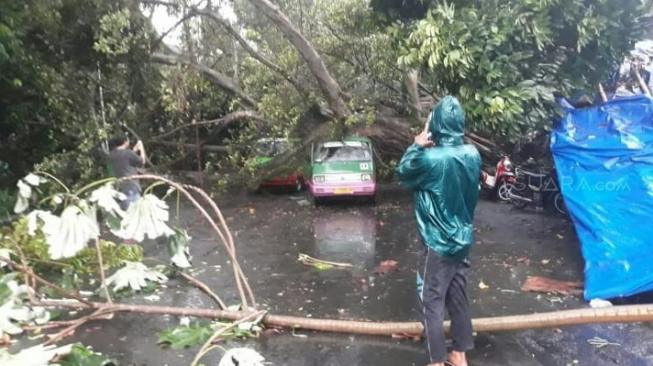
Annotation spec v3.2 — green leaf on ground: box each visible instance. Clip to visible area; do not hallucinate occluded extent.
[60,344,116,366]
[158,322,213,349]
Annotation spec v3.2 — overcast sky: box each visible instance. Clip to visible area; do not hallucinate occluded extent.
[147,1,237,47]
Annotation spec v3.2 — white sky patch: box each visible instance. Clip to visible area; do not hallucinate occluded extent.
[146,1,238,48]
[149,6,182,46]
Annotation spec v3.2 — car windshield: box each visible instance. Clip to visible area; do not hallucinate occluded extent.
[255,140,290,157]
[314,144,371,163]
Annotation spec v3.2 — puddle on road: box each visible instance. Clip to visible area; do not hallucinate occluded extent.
[313,208,377,269]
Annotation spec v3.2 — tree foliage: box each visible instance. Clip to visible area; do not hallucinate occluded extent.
[1,0,651,183]
[0,0,163,186]
[396,0,652,138]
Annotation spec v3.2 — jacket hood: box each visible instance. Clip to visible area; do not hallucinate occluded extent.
[429,96,465,146]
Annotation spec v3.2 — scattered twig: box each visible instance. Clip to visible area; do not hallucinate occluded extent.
[178,271,227,309]
[12,244,38,303]
[44,308,114,346]
[22,319,82,331]
[190,310,267,366]
[94,238,112,304]
[125,175,255,308]
[1,257,93,307]
[587,336,621,348]
[184,185,257,307]
[298,253,353,269]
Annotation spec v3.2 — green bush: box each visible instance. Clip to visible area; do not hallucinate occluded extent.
[0,218,143,275]
[0,189,15,221]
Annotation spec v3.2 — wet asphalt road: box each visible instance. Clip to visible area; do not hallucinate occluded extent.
[71,185,653,365]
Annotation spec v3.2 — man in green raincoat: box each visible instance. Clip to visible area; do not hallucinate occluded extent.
[397,96,481,366]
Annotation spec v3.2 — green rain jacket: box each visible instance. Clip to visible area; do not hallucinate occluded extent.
[397,96,482,260]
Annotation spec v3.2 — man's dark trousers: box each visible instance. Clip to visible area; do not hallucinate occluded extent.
[418,246,474,363]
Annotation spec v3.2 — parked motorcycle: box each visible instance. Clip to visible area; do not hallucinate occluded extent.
[481,156,516,201]
[509,165,567,215]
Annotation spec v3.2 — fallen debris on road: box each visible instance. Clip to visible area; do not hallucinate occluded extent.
[297,253,353,270]
[521,276,583,296]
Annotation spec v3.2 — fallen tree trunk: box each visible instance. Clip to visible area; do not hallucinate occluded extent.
[38,299,653,337]
[248,0,350,119]
[358,112,504,168]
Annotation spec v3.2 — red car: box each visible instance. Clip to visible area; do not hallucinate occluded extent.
[254,138,304,192]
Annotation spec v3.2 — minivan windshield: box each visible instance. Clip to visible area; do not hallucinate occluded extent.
[314,143,371,163]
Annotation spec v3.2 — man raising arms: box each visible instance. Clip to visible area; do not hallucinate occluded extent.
[397,96,481,366]
[108,134,146,210]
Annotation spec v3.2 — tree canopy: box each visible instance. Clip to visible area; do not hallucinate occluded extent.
[1,0,651,187]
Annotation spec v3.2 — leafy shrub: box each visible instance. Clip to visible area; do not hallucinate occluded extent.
[0,189,15,221]
[0,218,143,275]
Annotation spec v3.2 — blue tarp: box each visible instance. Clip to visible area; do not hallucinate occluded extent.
[551,95,653,300]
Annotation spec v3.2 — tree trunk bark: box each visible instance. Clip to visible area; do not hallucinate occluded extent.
[405,69,422,122]
[248,0,350,120]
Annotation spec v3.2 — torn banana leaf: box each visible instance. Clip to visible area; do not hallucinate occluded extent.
[105,261,167,292]
[167,228,192,268]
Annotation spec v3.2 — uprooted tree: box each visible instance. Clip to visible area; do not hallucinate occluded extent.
[1,0,651,188]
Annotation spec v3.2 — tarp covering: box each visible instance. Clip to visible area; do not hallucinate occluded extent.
[551,95,653,300]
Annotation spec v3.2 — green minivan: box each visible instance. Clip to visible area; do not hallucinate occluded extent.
[308,136,376,202]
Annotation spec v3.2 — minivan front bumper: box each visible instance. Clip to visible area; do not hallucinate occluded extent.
[309,181,376,197]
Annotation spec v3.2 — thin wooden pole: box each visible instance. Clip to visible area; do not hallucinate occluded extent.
[36,299,653,337]
[634,69,652,96]
[598,83,608,103]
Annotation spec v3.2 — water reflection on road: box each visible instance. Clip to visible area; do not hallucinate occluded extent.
[313,207,377,270]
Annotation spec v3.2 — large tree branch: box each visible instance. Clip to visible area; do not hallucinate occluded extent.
[150,140,229,153]
[151,110,267,139]
[151,52,257,108]
[139,0,180,8]
[247,0,350,120]
[153,12,198,48]
[193,9,308,97]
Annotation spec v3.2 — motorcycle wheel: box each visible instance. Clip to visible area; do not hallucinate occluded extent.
[497,181,513,202]
[509,185,530,209]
